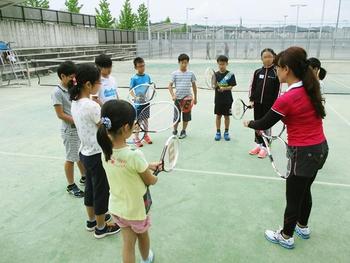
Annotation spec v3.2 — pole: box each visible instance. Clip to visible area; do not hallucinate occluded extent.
[317,0,326,58]
[331,0,342,58]
[147,0,151,58]
[291,4,307,44]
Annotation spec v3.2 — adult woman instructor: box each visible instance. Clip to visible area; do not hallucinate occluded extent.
[243,46,329,249]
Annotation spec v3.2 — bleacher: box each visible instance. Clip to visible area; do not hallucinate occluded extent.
[1,43,136,86]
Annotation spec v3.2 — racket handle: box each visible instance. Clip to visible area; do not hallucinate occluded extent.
[153,169,160,176]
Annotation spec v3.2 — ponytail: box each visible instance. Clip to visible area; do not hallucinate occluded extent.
[302,66,326,118]
[275,47,326,119]
[97,125,113,162]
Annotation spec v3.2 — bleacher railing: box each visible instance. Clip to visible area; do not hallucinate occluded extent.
[0,5,96,27]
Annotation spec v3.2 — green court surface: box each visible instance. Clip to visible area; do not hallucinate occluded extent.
[0,60,349,263]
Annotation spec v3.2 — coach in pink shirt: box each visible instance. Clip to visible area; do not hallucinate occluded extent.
[244,46,328,249]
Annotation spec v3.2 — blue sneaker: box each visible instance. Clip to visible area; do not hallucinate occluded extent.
[215,132,221,141]
[265,229,295,249]
[295,225,311,239]
[224,131,231,141]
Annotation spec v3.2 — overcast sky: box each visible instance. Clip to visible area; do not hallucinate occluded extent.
[49,0,349,26]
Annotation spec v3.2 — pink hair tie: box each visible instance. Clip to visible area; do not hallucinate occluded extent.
[72,77,77,86]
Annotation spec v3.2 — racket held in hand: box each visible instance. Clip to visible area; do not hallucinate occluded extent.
[154,135,180,176]
[135,101,180,134]
[232,98,252,120]
[128,83,156,106]
[204,68,217,90]
[259,124,291,179]
[179,95,194,113]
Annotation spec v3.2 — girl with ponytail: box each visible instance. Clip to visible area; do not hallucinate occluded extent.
[70,64,121,239]
[97,99,160,263]
[243,47,328,249]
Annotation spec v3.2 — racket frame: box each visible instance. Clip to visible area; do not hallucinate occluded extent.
[260,126,291,179]
[232,98,252,120]
[204,68,217,90]
[128,83,157,106]
[134,101,180,134]
[154,135,179,176]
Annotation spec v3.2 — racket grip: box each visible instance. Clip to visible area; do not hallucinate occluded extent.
[153,169,160,176]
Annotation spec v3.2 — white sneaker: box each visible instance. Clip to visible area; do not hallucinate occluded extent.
[140,249,154,263]
[265,228,295,249]
[295,224,311,239]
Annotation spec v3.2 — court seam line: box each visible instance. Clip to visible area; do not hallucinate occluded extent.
[326,103,350,127]
[0,151,349,188]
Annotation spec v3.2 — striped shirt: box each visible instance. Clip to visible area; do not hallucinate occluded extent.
[171,70,196,99]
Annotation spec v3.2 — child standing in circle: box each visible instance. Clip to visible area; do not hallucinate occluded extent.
[249,48,280,158]
[97,100,160,263]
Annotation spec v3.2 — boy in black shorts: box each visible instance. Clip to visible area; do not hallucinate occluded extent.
[214,55,237,141]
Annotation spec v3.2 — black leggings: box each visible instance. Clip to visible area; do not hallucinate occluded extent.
[253,102,273,146]
[283,173,317,237]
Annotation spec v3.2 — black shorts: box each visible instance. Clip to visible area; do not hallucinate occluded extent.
[80,153,109,215]
[214,103,232,116]
[175,99,191,122]
[288,141,329,178]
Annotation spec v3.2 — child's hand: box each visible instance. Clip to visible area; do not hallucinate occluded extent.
[149,162,162,172]
[193,98,197,105]
[172,94,177,101]
[249,101,254,108]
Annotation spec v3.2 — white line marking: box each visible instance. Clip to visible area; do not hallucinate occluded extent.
[174,168,350,188]
[327,103,350,127]
[0,150,349,188]
[328,77,350,90]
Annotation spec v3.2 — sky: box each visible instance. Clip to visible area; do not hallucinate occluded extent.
[48,0,350,26]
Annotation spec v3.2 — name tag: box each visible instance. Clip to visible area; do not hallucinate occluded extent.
[259,74,265,79]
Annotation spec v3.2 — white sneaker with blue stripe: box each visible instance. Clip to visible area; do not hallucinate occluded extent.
[265,228,295,249]
[295,225,311,239]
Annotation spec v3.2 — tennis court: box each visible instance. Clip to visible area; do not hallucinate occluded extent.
[0,59,349,263]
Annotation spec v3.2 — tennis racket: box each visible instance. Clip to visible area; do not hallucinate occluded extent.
[154,135,180,176]
[259,123,291,179]
[232,98,252,120]
[204,68,216,89]
[136,101,180,134]
[128,83,156,106]
[143,135,180,213]
[179,95,194,113]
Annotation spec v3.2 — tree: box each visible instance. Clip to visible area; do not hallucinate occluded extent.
[164,16,171,23]
[118,0,137,30]
[95,0,116,29]
[136,3,148,29]
[65,0,83,13]
[23,0,49,8]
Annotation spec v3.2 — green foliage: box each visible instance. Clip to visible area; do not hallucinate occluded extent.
[23,0,49,8]
[95,0,116,29]
[65,0,83,13]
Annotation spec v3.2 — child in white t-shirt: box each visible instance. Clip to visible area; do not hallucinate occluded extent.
[94,54,118,105]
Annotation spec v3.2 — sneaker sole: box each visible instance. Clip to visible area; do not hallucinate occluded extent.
[265,234,294,249]
[66,191,84,198]
[94,228,121,239]
[295,229,310,239]
[86,226,96,232]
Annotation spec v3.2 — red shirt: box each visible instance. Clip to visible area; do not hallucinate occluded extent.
[272,81,326,146]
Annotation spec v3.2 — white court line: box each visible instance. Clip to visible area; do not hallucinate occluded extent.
[1,150,349,188]
[328,77,350,91]
[327,103,350,127]
[175,168,350,188]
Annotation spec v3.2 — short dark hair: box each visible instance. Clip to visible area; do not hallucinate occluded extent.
[57,61,77,79]
[178,53,190,62]
[133,57,145,67]
[307,57,321,70]
[261,48,276,57]
[95,54,112,68]
[217,55,228,63]
[319,67,327,80]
